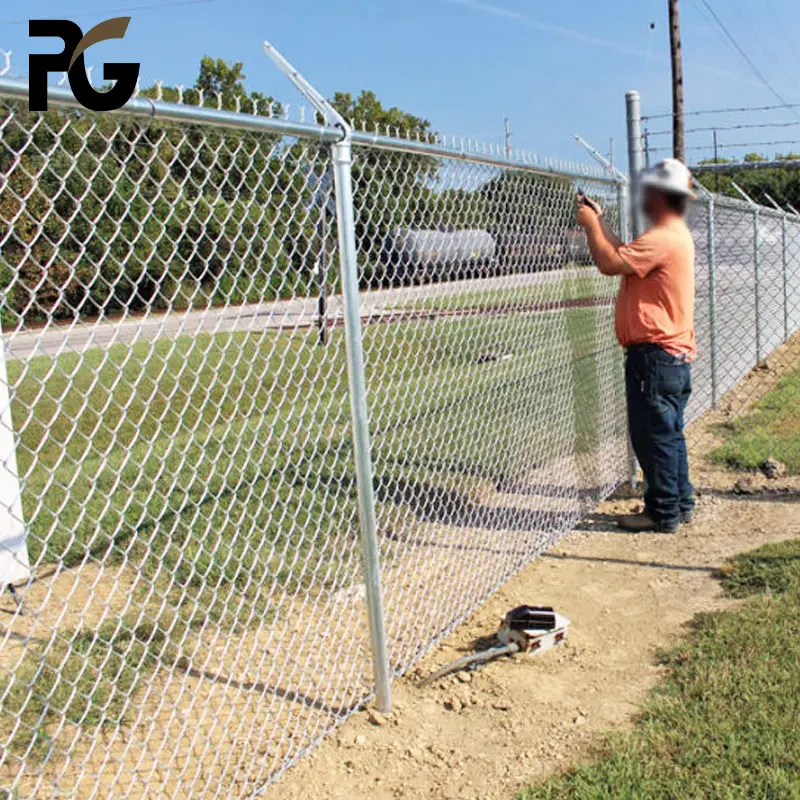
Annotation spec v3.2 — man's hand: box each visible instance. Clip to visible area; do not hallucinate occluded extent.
[576,193,603,229]
[577,193,635,277]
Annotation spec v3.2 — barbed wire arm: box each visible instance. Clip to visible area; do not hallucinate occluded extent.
[731,181,757,206]
[573,134,628,182]
[262,41,349,134]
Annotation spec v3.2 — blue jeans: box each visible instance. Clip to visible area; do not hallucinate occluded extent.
[625,344,694,527]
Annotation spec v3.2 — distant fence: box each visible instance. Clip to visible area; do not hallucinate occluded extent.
[687,192,800,425]
[0,71,797,799]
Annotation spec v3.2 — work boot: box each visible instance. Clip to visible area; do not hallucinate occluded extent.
[617,511,679,534]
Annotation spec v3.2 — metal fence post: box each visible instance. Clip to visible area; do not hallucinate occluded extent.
[753,206,762,361]
[332,134,393,713]
[617,180,630,242]
[782,213,790,342]
[624,90,645,488]
[263,41,393,713]
[625,90,645,239]
[706,196,719,407]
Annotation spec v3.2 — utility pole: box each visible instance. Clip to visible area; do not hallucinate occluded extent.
[668,0,685,162]
[504,117,512,159]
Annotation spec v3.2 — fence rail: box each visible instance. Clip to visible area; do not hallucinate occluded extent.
[0,73,798,798]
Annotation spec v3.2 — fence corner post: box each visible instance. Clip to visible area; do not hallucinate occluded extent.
[624,90,645,488]
[625,90,645,239]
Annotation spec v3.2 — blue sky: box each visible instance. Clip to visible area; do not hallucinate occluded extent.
[4,0,800,165]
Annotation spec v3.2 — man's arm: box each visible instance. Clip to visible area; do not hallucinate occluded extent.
[601,217,623,249]
[576,204,634,276]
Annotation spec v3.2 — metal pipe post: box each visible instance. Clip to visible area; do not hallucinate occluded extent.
[624,91,645,488]
[753,207,762,362]
[625,90,645,238]
[617,181,630,243]
[263,39,393,713]
[332,136,393,713]
[782,214,790,342]
[706,197,719,406]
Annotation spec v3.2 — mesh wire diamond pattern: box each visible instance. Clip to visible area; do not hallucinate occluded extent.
[1,87,799,799]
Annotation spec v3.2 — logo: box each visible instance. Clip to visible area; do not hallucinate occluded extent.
[29,18,140,112]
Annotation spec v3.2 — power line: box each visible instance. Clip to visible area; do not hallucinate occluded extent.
[648,138,800,154]
[695,0,799,119]
[646,120,800,137]
[0,0,215,27]
[642,101,800,121]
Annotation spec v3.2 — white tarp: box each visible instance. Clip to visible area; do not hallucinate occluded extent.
[0,342,29,586]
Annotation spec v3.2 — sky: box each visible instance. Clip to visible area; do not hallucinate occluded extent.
[3,0,800,166]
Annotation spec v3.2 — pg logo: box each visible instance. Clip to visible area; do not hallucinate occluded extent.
[29,18,140,112]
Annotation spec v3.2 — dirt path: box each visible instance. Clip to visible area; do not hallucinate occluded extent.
[266,483,800,800]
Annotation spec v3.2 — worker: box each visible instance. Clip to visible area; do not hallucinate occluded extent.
[576,158,696,533]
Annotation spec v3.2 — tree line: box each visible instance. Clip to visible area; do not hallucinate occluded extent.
[697,152,800,209]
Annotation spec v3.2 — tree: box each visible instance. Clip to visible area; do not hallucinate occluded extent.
[323,91,443,286]
[697,152,800,208]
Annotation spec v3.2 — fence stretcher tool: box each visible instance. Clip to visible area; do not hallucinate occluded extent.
[417,605,570,686]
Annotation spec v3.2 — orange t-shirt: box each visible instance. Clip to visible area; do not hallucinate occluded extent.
[615,215,696,360]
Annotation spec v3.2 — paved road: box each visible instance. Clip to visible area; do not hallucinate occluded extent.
[3,268,596,361]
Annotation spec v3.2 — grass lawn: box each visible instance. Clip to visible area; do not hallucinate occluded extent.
[710,365,800,474]
[518,538,800,800]
[2,293,624,758]
[399,271,616,313]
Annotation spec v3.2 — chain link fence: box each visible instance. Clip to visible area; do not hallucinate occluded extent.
[685,192,800,478]
[0,71,798,798]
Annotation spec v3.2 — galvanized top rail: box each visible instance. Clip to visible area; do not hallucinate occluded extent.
[0,75,621,186]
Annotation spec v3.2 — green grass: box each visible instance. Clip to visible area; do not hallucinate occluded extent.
[518,539,800,800]
[710,366,800,474]
[716,539,800,598]
[3,303,624,757]
[1,614,182,761]
[399,272,616,313]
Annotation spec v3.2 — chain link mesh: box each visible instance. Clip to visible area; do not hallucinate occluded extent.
[1,81,799,798]
[348,143,629,672]
[686,194,800,480]
[0,94,377,797]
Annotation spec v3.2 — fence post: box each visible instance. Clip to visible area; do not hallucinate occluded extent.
[624,90,645,488]
[706,196,719,407]
[262,40,392,713]
[782,213,790,343]
[617,180,630,242]
[625,90,645,238]
[332,134,393,714]
[753,206,762,361]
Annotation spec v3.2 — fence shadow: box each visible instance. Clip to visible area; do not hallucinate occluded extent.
[376,475,592,534]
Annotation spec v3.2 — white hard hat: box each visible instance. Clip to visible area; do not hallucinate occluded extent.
[640,158,696,198]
